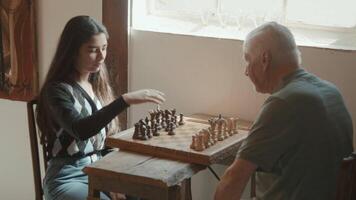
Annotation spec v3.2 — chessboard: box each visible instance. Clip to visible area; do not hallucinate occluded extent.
[106,116,250,165]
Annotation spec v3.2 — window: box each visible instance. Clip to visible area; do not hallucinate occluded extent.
[132,0,356,50]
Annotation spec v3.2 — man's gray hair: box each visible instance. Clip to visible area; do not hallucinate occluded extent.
[245,22,302,66]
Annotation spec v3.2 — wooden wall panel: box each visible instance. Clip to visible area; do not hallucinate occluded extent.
[103,0,128,129]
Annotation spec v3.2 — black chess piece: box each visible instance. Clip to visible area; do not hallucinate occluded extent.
[146,125,152,138]
[179,113,185,125]
[165,118,171,132]
[171,109,176,116]
[145,117,150,126]
[168,123,175,135]
[152,124,160,136]
[140,125,148,140]
[173,115,178,127]
[132,123,140,139]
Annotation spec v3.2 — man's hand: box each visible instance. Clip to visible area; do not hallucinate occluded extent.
[214,159,257,200]
[122,89,165,105]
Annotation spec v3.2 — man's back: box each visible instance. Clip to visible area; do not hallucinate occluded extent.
[238,69,353,199]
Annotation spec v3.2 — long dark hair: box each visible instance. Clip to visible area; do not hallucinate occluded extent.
[37,16,120,150]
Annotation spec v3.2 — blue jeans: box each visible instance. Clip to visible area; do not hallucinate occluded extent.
[43,153,110,200]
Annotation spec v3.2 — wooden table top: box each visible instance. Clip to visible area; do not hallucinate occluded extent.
[83,150,206,188]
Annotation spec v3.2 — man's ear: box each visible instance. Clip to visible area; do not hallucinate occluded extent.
[261,51,271,73]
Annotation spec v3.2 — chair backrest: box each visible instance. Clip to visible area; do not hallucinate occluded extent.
[336,152,356,200]
[27,99,50,200]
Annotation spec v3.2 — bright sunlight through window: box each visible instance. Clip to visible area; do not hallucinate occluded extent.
[132,0,356,50]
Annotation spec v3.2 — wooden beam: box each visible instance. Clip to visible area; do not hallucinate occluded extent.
[103,0,128,129]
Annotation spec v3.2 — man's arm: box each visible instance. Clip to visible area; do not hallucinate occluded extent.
[214,158,257,200]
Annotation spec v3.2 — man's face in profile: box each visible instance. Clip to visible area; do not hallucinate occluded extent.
[242,41,268,93]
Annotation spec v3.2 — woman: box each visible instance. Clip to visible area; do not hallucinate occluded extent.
[37,15,165,200]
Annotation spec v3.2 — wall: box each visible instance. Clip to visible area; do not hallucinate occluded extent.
[0,1,355,199]
[0,0,101,199]
[129,30,356,199]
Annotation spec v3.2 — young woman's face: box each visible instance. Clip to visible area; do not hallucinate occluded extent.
[75,33,107,75]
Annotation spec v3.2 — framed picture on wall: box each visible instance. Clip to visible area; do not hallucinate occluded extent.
[0,0,38,101]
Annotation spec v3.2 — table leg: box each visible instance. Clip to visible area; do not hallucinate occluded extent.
[184,178,192,200]
[87,176,101,200]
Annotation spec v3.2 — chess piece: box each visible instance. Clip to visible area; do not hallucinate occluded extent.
[232,118,239,134]
[161,117,167,129]
[216,114,227,140]
[195,134,205,151]
[173,115,178,126]
[168,123,175,135]
[145,117,150,126]
[201,128,213,147]
[208,119,216,131]
[149,111,156,127]
[178,113,185,125]
[132,123,140,139]
[165,118,171,132]
[146,125,152,138]
[140,125,148,140]
[171,109,176,116]
[200,130,209,148]
[155,114,161,130]
[152,125,160,136]
[222,122,229,138]
[227,118,234,136]
[190,135,197,150]
[217,123,224,141]
[139,119,145,126]
[149,110,155,121]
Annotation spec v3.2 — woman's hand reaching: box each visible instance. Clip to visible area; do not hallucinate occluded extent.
[122,89,165,105]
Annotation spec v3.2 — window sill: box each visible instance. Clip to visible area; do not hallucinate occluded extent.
[132,15,356,52]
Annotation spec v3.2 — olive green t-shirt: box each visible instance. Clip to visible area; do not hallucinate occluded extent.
[237,68,353,200]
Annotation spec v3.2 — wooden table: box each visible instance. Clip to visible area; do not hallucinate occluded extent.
[84,114,253,200]
[84,151,206,200]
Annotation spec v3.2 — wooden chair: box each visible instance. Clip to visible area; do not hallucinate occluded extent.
[27,99,51,200]
[336,152,356,200]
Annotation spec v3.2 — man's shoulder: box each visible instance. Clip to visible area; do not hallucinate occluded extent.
[273,72,340,105]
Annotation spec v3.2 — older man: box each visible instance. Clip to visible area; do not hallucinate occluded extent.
[214,22,353,200]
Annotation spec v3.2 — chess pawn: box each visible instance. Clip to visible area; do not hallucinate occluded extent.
[171,109,176,116]
[146,125,152,138]
[152,126,160,136]
[132,123,140,139]
[165,118,170,132]
[195,134,205,151]
[200,130,209,148]
[173,115,178,126]
[208,127,217,144]
[161,117,167,129]
[164,109,170,119]
[223,123,229,139]
[190,135,197,150]
[171,117,177,129]
[227,118,234,136]
[216,114,227,140]
[168,123,175,135]
[208,119,217,131]
[140,126,148,140]
[178,113,185,125]
[217,120,224,141]
[217,132,224,141]
[149,110,155,121]
[145,117,150,126]
[232,118,239,134]
[155,114,161,130]
[202,128,213,147]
